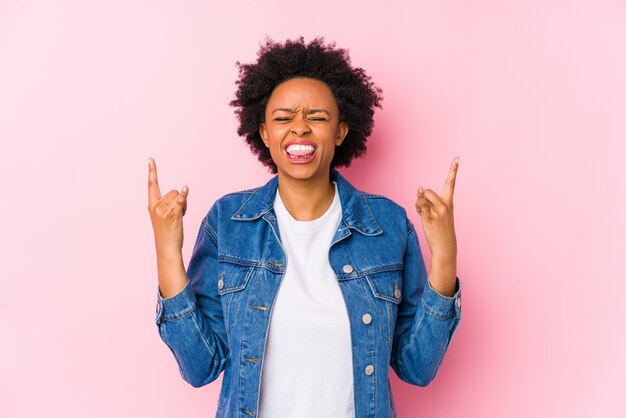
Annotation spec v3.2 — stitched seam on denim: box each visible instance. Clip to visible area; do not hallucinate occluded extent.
[202,220,218,244]
[362,195,383,232]
[364,276,399,305]
[219,255,267,267]
[421,298,455,319]
[227,264,280,275]
[373,344,378,415]
[191,308,217,358]
[217,265,254,295]
[406,220,415,235]
[218,255,284,274]
[162,304,196,321]
[362,193,387,199]
[336,264,403,281]
[366,264,403,274]
[232,188,259,217]
[386,299,395,346]
[222,187,259,197]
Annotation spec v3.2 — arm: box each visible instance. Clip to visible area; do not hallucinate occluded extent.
[389,220,461,386]
[155,213,230,387]
[147,158,229,387]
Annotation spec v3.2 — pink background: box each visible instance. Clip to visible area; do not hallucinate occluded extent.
[1,1,625,417]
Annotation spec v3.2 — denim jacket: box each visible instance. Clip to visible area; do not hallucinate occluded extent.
[155,168,462,418]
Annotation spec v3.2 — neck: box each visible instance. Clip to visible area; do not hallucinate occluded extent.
[276,171,336,221]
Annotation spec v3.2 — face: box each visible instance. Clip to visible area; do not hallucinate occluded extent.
[259,77,349,182]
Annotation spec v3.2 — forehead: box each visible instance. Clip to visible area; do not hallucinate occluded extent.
[267,77,337,110]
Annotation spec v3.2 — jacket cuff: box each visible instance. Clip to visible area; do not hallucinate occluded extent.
[155,280,196,324]
[421,276,462,319]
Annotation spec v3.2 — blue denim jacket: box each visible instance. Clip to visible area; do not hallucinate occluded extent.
[155,168,461,418]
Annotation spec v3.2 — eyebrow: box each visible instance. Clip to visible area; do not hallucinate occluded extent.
[271,108,330,115]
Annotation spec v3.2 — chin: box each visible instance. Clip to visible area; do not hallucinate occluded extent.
[278,162,327,180]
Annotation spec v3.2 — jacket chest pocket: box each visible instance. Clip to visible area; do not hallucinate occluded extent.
[364,269,403,347]
[217,261,254,333]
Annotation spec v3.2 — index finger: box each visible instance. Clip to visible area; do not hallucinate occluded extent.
[147,157,162,202]
[442,157,459,203]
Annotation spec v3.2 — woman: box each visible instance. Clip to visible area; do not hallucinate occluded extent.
[148,37,461,418]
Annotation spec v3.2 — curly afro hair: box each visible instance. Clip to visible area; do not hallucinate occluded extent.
[229,36,383,174]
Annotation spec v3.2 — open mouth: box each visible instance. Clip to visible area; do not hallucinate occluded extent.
[284,143,317,162]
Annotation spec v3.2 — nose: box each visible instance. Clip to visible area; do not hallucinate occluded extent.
[290,115,311,136]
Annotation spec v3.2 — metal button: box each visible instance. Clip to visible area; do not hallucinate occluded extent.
[217,276,224,290]
[365,364,374,375]
[342,264,354,273]
[394,287,401,299]
[362,313,372,324]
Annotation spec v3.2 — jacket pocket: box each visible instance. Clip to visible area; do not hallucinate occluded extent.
[217,260,254,333]
[364,268,403,346]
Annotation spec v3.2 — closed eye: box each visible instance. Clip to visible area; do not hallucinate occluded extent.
[273,117,327,122]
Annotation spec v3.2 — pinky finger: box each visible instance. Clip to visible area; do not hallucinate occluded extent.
[171,199,186,218]
[177,186,189,216]
[416,191,432,218]
[420,202,433,219]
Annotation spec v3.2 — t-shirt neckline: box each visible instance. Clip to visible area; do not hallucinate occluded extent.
[274,181,340,233]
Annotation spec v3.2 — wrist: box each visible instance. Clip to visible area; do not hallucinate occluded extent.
[431,250,456,263]
[156,247,183,263]
[428,256,457,297]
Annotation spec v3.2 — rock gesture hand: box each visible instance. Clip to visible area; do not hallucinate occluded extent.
[415,157,459,296]
[147,157,189,257]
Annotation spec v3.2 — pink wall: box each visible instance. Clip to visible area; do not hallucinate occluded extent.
[1,1,625,417]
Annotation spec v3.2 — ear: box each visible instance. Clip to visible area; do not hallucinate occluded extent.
[335,122,349,146]
[259,123,269,148]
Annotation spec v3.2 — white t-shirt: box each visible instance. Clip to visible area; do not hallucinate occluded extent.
[257,181,355,418]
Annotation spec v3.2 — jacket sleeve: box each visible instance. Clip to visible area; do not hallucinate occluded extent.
[154,209,230,387]
[389,215,461,386]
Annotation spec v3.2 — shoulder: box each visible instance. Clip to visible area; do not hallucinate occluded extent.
[361,191,403,210]
[359,189,407,217]
[216,186,260,204]
[357,190,415,235]
[200,185,264,230]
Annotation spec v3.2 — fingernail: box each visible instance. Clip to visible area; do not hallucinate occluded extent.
[418,186,423,194]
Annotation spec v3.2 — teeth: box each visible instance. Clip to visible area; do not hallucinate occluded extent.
[286,144,315,153]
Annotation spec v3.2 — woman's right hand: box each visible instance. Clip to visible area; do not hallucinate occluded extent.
[147,157,189,258]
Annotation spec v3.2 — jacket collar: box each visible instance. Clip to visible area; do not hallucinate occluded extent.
[231,169,383,236]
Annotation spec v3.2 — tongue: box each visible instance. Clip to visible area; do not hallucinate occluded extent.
[288,149,314,156]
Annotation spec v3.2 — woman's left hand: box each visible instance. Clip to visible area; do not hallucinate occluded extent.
[415,157,459,295]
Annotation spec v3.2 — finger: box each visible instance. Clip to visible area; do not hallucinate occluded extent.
[422,188,447,213]
[415,200,431,217]
[169,187,189,218]
[155,190,180,215]
[177,185,189,217]
[416,187,433,218]
[418,200,433,219]
[147,158,162,202]
[442,157,459,204]
[162,186,188,218]
[161,189,180,203]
